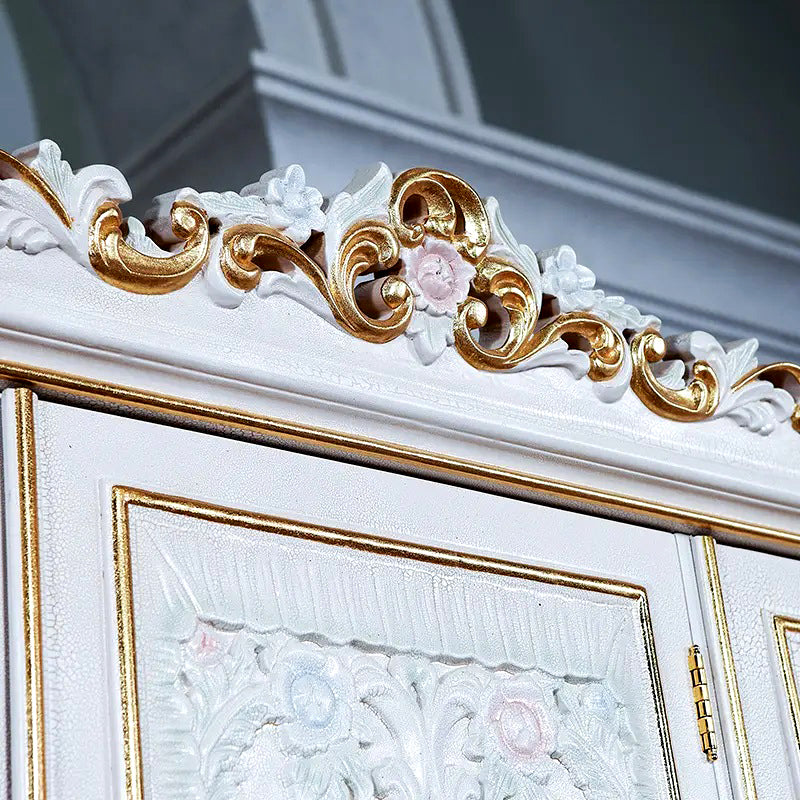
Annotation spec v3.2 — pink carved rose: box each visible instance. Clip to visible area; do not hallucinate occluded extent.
[487,682,556,762]
[401,238,475,315]
[185,622,232,666]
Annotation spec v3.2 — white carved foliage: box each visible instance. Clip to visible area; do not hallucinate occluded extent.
[664,333,795,435]
[171,622,651,800]
[257,162,393,321]
[0,139,130,265]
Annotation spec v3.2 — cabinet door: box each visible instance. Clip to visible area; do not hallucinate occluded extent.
[2,391,724,799]
[696,538,800,799]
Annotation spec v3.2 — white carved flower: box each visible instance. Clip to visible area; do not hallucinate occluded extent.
[559,682,619,722]
[270,641,355,758]
[540,245,659,332]
[241,164,326,244]
[541,245,599,306]
[464,676,558,783]
[399,237,476,365]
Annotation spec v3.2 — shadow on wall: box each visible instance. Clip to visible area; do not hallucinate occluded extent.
[454,0,800,223]
[3,0,800,225]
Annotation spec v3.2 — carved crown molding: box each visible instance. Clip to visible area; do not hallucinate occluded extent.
[0,139,798,437]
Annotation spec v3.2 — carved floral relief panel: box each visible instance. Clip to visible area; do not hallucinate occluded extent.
[120,496,676,800]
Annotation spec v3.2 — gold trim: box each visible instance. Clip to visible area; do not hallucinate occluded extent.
[630,330,720,422]
[773,615,800,758]
[700,536,758,799]
[13,388,46,799]
[112,486,680,800]
[1,358,798,556]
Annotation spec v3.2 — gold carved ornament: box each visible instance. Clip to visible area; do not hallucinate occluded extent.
[2,148,798,431]
[217,167,626,376]
[88,200,210,295]
[629,330,721,422]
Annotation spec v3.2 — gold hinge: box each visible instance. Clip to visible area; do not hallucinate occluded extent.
[688,644,718,762]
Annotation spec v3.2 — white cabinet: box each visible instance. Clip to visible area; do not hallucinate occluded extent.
[3,393,728,799]
[700,541,800,799]
[0,139,798,799]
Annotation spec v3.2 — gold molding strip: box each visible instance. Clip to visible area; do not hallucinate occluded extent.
[700,536,758,799]
[111,486,680,800]
[1,358,798,556]
[13,388,46,799]
[111,488,144,800]
[773,615,800,758]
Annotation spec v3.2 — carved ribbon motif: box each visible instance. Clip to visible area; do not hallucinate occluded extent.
[0,141,798,437]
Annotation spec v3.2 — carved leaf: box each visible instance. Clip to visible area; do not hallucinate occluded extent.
[0,139,130,266]
[179,628,277,800]
[721,338,759,382]
[0,206,58,253]
[404,311,455,365]
[125,216,172,258]
[323,163,393,269]
[256,269,336,324]
[484,196,542,308]
[28,139,131,259]
[667,332,794,434]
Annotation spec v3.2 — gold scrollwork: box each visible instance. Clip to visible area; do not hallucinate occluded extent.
[389,167,490,261]
[453,256,624,379]
[88,200,210,295]
[629,329,721,422]
[221,221,413,344]
[392,169,625,380]
[3,144,797,434]
[733,363,800,432]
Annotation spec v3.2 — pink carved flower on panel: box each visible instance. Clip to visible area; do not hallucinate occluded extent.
[464,675,558,782]
[184,621,233,667]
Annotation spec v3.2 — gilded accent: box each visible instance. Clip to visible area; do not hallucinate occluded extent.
[700,536,758,799]
[389,167,490,260]
[1,358,798,555]
[88,200,210,294]
[222,221,413,343]
[13,388,46,799]
[733,363,800,432]
[0,148,71,228]
[3,145,798,432]
[111,486,680,800]
[772,615,800,758]
[630,330,721,421]
[111,488,144,800]
[688,645,719,762]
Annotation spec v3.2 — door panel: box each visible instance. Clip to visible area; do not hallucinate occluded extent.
[703,540,800,799]
[2,392,722,799]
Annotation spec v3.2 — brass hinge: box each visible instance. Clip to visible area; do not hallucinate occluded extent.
[688,644,718,762]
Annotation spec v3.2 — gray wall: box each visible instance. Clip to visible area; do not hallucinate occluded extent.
[454,0,800,223]
[0,2,37,151]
